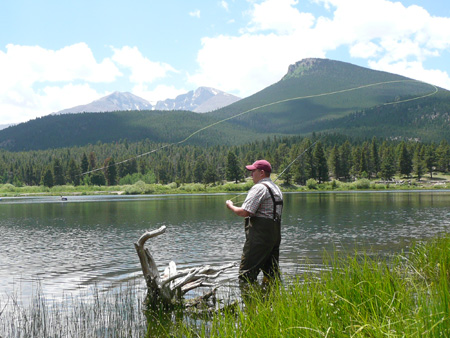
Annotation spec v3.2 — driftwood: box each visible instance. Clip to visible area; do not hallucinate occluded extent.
[134,225,236,309]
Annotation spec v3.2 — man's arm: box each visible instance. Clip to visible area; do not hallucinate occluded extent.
[226,200,251,218]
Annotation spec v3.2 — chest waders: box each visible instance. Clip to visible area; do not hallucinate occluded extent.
[239,183,283,283]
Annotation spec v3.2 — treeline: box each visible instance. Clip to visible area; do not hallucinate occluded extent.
[1,134,450,188]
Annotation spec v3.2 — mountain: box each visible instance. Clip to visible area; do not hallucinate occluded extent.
[214,58,443,133]
[153,87,241,112]
[54,87,241,115]
[212,58,450,141]
[54,92,153,115]
[1,58,449,151]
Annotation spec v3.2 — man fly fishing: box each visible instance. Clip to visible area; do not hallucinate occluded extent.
[226,160,283,284]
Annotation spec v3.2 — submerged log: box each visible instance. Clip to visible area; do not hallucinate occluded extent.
[134,225,236,309]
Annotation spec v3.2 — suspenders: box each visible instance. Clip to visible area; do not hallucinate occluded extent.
[260,182,283,221]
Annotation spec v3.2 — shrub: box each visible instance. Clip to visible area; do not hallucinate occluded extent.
[1,184,16,192]
[124,180,155,195]
[354,178,371,189]
[306,178,317,189]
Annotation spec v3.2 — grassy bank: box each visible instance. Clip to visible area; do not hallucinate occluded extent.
[174,235,450,337]
[1,174,450,197]
[1,235,449,337]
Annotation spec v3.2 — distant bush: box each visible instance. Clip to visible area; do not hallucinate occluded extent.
[306,178,317,189]
[354,178,371,189]
[1,184,16,192]
[119,172,157,185]
[124,180,155,195]
[179,183,205,192]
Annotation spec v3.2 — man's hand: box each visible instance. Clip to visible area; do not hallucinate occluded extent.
[226,200,251,218]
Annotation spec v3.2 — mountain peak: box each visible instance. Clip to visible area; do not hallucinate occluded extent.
[154,87,241,113]
[54,91,152,115]
[54,87,241,115]
[283,58,331,80]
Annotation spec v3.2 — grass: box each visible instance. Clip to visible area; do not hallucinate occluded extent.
[1,235,450,337]
[1,174,450,197]
[174,235,450,337]
[0,283,148,337]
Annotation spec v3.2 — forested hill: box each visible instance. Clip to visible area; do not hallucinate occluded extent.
[0,110,265,151]
[1,58,449,152]
[213,58,448,137]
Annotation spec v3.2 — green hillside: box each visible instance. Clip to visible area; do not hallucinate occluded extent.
[213,58,442,134]
[0,58,448,152]
[0,110,267,151]
[309,90,450,142]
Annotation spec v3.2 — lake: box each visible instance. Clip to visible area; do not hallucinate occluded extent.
[1,190,450,303]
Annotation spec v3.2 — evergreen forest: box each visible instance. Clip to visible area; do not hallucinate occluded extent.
[2,133,450,189]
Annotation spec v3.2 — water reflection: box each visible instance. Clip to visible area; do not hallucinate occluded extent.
[1,191,450,302]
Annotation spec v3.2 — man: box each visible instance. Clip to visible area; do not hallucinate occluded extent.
[226,159,283,283]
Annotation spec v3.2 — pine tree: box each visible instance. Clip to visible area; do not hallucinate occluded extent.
[90,171,106,186]
[88,152,97,171]
[359,149,369,178]
[193,155,206,183]
[279,159,292,186]
[297,138,315,181]
[425,144,436,178]
[104,157,117,186]
[313,141,328,183]
[436,140,450,173]
[413,145,426,180]
[369,137,380,178]
[67,158,81,186]
[81,153,89,174]
[204,163,217,184]
[53,158,65,186]
[226,151,242,183]
[380,147,395,180]
[41,167,54,188]
[397,142,412,177]
[351,146,362,178]
[328,145,341,180]
[339,141,352,181]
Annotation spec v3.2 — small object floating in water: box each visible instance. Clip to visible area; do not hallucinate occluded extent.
[60,196,67,201]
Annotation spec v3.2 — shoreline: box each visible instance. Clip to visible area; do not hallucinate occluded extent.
[1,178,449,198]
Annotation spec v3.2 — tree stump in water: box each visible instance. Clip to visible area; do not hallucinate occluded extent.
[134,225,236,309]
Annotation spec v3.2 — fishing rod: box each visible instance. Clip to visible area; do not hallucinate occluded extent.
[79,80,439,187]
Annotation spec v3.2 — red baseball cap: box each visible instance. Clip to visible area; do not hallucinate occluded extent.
[245,160,272,173]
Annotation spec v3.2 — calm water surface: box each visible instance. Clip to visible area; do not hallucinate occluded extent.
[1,191,450,302]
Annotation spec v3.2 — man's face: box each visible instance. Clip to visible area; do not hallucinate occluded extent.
[251,169,264,183]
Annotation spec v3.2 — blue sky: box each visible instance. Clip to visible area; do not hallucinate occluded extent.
[1,0,450,125]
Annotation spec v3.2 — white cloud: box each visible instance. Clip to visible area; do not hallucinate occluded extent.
[0,83,104,125]
[220,1,229,12]
[111,46,177,84]
[191,0,450,97]
[41,84,103,113]
[369,59,450,91]
[247,0,315,34]
[189,9,201,18]
[0,43,121,124]
[0,43,119,89]
[0,43,182,124]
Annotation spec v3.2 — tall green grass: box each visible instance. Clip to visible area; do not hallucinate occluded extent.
[0,284,148,337]
[1,236,449,337]
[176,235,450,337]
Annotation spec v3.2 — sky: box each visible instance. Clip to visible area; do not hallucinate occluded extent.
[1,0,450,125]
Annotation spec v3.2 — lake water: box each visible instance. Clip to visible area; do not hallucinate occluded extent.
[1,191,450,303]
